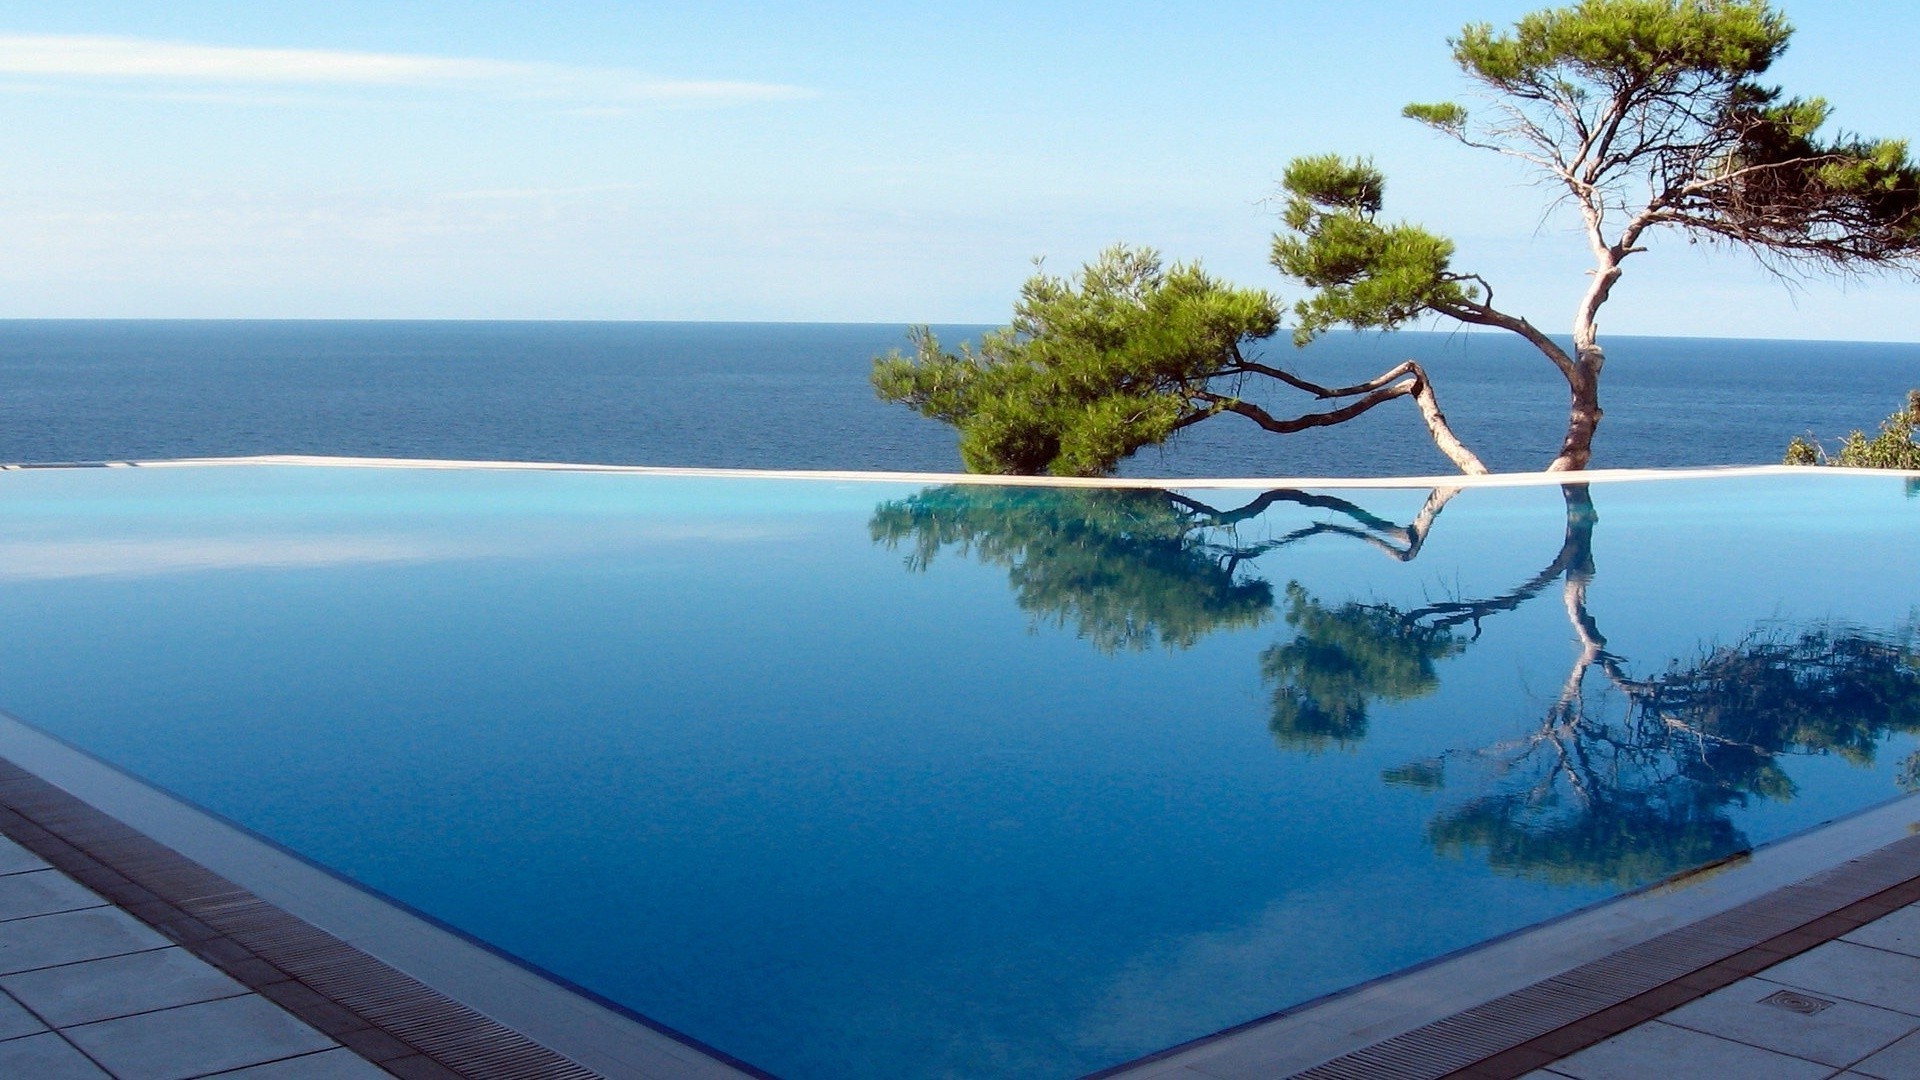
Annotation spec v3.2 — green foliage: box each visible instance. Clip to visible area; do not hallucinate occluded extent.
[1785,390,1920,469]
[1276,0,1920,471]
[871,246,1280,475]
[1427,0,1920,265]
[1261,583,1464,751]
[1783,434,1819,465]
[1641,626,1920,779]
[869,485,1275,652]
[1269,157,1475,346]
[1719,89,1920,257]
[1400,101,1467,133]
[1448,0,1788,90]
[1277,154,1384,215]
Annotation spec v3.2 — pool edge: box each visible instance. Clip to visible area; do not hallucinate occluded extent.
[8,455,1917,489]
[1092,793,1920,1079]
[0,708,770,1080]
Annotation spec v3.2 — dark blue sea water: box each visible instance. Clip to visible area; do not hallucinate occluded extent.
[1,320,1914,474]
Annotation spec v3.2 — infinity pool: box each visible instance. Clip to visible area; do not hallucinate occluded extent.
[0,464,1915,1078]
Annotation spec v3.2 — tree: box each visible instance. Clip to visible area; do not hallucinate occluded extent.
[1278,0,1920,471]
[872,245,1488,476]
[1786,389,1920,470]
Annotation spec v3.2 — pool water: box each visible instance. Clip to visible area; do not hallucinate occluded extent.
[0,464,1914,1078]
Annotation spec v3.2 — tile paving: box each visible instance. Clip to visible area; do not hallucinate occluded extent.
[1531,900,1920,1080]
[0,833,388,1079]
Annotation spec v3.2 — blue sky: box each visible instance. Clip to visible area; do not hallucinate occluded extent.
[2,1,1916,339]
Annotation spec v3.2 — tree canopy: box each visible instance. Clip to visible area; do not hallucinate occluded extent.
[868,484,1279,651]
[1281,0,1920,470]
[868,483,1455,651]
[874,246,1487,476]
[872,248,1281,476]
[1262,583,1463,752]
[878,1,1920,478]
[1427,623,1920,886]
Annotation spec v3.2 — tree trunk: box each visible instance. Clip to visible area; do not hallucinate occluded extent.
[1547,357,1603,472]
[1551,251,1621,472]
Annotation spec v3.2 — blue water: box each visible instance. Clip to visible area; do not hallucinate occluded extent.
[0,465,1914,1078]
[0,320,1915,475]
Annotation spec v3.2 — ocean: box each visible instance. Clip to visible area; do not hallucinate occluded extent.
[0,320,1914,476]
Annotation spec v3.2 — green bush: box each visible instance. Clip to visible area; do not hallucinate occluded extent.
[1786,390,1920,470]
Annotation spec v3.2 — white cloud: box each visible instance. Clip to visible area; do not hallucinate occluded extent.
[0,33,809,106]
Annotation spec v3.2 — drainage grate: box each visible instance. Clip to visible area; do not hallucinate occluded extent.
[1760,989,1835,1015]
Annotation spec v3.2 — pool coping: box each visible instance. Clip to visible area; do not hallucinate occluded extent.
[1096,792,1920,1079]
[0,709,768,1080]
[5,454,1917,489]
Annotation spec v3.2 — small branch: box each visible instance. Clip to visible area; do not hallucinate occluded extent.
[1222,359,1416,399]
[1196,384,1413,434]
[1431,296,1580,382]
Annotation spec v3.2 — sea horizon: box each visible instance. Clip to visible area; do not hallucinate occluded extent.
[3,321,1915,479]
[4,316,1916,349]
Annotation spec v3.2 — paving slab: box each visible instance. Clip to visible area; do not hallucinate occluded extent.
[1,945,249,1027]
[1842,904,1920,960]
[1756,939,1920,1017]
[205,1048,394,1078]
[1657,975,1920,1067]
[1548,1020,1833,1080]
[0,907,168,976]
[0,835,49,876]
[0,984,48,1039]
[1851,1029,1920,1080]
[63,994,340,1080]
[0,1030,112,1078]
[0,868,107,922]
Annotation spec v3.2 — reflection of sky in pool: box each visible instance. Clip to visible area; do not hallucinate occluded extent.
[0,465,1915,1079]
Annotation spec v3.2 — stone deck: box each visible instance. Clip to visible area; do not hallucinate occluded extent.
[1527,905,1920,1079]
[0,833,384,1079]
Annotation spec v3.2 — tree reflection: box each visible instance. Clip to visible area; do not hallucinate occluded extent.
[1373,484,1920,886]
[869,485,1452,652]
[1423,624,1920,886]
[871,481,1920,887]
[1262,585,1463,751]
[1259,486,1592,752]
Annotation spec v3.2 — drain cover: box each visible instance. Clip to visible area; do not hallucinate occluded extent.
[1760,989,1835,1015]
